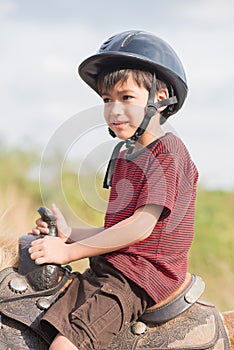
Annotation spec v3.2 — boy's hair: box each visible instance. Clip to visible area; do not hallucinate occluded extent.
[97,69,167,95]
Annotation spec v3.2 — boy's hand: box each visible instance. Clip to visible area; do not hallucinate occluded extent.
[31,204,71,242]
[29,236,71,265]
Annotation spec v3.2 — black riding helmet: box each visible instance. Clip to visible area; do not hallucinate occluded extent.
[78,30,188,119]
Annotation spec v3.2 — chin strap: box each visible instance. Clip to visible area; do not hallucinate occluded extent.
[103,75,177,189]
[126,75,177,147]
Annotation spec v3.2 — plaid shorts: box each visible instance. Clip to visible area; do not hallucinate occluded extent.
[40,256,154,349]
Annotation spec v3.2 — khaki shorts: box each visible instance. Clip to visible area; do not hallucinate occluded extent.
[40,256,153,349]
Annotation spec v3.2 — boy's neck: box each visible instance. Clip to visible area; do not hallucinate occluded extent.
[134,128,165,151]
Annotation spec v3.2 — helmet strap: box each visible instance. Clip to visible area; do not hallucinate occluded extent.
[125,74,177,148]
[103,141,125,188]
[108,127,116,138]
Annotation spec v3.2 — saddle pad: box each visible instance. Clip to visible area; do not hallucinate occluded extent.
[107,302,230,350]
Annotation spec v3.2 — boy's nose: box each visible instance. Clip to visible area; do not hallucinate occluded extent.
[109,102,124,116]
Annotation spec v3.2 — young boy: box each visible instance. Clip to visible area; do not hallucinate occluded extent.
[29,30,198,349]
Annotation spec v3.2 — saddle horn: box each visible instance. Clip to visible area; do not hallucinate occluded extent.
[18,207,64,291]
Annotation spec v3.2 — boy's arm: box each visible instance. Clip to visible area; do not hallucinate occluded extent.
[74,204,162,254]
[67,226,104,243]
[69,204,162,262]
[32,205,163,264]
[30,204,162,265]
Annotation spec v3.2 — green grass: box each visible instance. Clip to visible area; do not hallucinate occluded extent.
[189,189,234,311]
[0,144,233,311]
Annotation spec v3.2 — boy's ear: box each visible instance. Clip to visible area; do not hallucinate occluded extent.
[155,88,169,112]
[155,88,169,101]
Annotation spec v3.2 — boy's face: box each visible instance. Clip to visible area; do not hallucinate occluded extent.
[101,72,149,141]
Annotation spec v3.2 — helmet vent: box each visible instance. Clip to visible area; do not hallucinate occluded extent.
[121,32,140,48]
[100,35,115,51]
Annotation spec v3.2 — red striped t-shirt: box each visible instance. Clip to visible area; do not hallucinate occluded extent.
[103,133,198,303]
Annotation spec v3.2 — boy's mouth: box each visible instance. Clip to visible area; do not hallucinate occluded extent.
[112,121,128,128]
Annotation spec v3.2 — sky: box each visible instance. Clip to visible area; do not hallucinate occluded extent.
[0,0,234,190]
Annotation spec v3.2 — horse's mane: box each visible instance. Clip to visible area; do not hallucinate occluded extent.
[0,208,19,270]
[0,235,19,270]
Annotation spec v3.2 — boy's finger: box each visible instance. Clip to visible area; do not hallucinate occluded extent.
[32,226,49,235]
[31,228,41,235]
[35,218,48,227]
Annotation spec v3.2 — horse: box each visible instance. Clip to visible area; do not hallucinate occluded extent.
[0,208,233,350]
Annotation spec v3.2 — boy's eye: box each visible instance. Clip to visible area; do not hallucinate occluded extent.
[123,95,133,101]
[103,97,111,103]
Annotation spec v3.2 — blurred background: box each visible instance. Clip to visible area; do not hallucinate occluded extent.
[0,0,233,311]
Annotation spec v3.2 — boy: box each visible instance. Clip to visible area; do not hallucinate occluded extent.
[29,30,198,349]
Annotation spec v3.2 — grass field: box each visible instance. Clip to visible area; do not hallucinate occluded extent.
[0,146,233,311]
[189,188,234,311]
